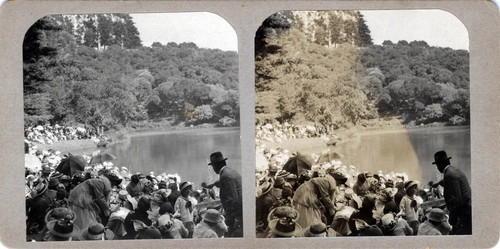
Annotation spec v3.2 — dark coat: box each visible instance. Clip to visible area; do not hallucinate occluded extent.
[219,167,242,219]
[256,191,277,228]
[123,209,152,239]
[442,166,471,214]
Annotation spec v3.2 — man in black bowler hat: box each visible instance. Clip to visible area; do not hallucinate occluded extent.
[429,150,471,235]
[202,151,243,237]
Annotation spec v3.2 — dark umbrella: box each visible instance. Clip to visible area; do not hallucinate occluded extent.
[56,154,88,177]
[90,153,116,165]
[317,150,345,164]
[282,152,315,176]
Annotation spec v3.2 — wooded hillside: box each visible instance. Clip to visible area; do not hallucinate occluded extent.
[23,14,239,130]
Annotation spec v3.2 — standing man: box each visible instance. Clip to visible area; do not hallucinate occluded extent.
[202,151,243,237]
[430,150,471,234]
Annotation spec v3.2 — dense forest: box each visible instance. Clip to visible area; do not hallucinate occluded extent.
[23,14,239,131]
[255,11,469,132]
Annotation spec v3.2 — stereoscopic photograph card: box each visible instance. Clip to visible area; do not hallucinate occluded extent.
[0,1,498,249]
[255,9,471,238]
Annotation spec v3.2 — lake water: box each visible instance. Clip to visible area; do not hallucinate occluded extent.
[107,127,241,187]
[335,126,471,184]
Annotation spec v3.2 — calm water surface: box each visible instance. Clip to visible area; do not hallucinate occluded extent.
[335,126,471,184]
[108,128,241,187]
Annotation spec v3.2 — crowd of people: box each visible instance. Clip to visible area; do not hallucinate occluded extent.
[256,148,472,237]
[256,122,325,145]
[25,124,100,145]
[25,141,243,241]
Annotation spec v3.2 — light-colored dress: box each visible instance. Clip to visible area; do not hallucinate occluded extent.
[68,177,111,231]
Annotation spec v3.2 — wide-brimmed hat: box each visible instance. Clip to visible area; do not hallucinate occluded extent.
[45,207,76,224]
[380,213,397,232]
[46,218,79,238]
[276,171,290,178]
[49,178,60,188]
[268,219,301,237]
[179,181,193,192]
[426,208,447,222]
[30,179,48,198]
[258,177,274,196]
[404,180,418,190]
[267,206,300,223]
[137,227,162,239]
[51,172,63,180]
[118,190,129,201]
[304,222,328,237]
[159,202,174,215]
[202,209,223,223]
[344,188,354,199]
[208,151,227,165]
[80,223,114,240]
[432,150,452,165]
[274,177,286,187]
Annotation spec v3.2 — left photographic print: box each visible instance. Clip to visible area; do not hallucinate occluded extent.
[23,12,242,241]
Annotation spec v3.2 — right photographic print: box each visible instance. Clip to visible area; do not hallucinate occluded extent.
[255,10,470,238]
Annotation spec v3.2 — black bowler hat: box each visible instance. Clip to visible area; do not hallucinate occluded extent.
[208,151,227,165]
[432,150,452,165]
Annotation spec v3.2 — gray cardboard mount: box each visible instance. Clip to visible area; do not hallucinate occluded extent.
[0,0,498,248]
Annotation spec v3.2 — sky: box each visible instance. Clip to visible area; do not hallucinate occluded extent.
[360,10,469,50]
[130,12,238,52]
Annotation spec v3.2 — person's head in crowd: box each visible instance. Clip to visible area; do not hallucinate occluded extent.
[380,213,397,234]
[426,208,448,226]
[360,196,376,212]
[385,179,394,188]
[131,174,140,185]
[60,175,71,189]
[327,168,348,186]
[167,182,178,192]
[41,165,51,177]
[136,227,161,239]
[304,222,329,237]
[80,222,114,240]
[356,173,366,184]
[268,217,301,238]
[142,180,155,195]
[201,209,223,226]
[46,217,79,241]
[137,195,151,212]
[395,181,405,190]
[418,189,429,202]
[432,150,451,173]
[179,181,193,198]
[404,181,418,196]
[383,201,398,214]
[208,151,228,174]
[273,177,286,189]
[159,202,174,215]
[157,214,174,238]
[158,180,167,190]
[48,177,60,190]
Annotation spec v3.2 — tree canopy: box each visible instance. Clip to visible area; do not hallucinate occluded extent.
[23,14,239,130]
[255,11,469,130]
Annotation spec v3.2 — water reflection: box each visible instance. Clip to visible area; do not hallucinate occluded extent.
[108,128,241,187]
[337,127,470,184]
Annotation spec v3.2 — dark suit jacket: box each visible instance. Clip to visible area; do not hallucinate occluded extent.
[219,166,242,219]
[443,166,471,214]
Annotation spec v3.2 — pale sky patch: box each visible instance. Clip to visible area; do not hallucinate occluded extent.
[131,12,238,52]
[360,10,469,50]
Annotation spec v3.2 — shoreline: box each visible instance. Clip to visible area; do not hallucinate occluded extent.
[31,126,242,155]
